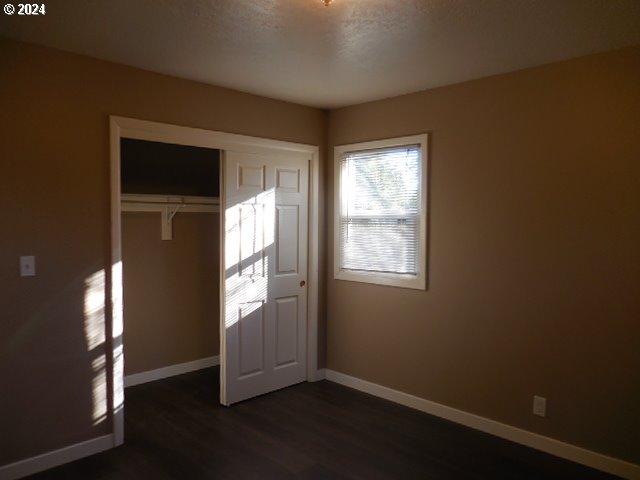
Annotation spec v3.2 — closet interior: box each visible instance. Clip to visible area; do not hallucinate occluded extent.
[120,138,221,378]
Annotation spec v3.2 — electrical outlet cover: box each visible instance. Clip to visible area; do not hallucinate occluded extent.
[20,256,36,277]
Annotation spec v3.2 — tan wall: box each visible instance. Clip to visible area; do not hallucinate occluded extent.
[0,37,325,466]
[327,47,640,464]
[122,212,219,376]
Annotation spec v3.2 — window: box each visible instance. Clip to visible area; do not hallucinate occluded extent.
[334,134,428,289]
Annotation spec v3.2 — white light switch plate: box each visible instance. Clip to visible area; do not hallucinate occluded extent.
[20,256,36,277]
[533,395,547,417]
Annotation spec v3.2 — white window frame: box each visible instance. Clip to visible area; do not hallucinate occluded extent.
[334,134,428,290]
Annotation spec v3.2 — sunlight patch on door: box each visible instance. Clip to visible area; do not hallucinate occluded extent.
[225,190,274,329]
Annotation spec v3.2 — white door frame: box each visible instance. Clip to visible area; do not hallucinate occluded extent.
[108,115,320,446]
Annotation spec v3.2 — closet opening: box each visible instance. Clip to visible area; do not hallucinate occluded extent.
[119,138,221,389]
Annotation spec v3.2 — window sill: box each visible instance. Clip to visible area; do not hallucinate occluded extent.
[334,269,425,290]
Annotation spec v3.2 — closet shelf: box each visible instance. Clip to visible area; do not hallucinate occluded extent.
[121,193,219,240]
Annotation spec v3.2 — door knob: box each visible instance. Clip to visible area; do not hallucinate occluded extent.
[300,280,306,287]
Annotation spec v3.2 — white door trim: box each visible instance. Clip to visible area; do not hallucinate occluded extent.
[109,116,320,447]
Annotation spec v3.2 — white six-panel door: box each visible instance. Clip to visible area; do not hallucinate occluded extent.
[221,149,309,405]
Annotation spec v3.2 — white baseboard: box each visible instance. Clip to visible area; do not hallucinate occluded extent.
[314,368,327,381]
[124,355,220,388]
[0,434,113,480]
[0,357,219,479]
[324,369,640,480]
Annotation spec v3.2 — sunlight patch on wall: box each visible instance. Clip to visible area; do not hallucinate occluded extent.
[91,355,107,425]
[84,270,105,350]
[84,269,108,426]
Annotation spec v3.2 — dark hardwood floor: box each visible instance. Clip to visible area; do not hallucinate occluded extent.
[27,368,620,479]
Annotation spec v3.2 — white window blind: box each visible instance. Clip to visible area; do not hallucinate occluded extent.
[339,144,421,276]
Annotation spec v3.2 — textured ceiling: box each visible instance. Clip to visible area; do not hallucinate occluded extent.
[1,0,639,108]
